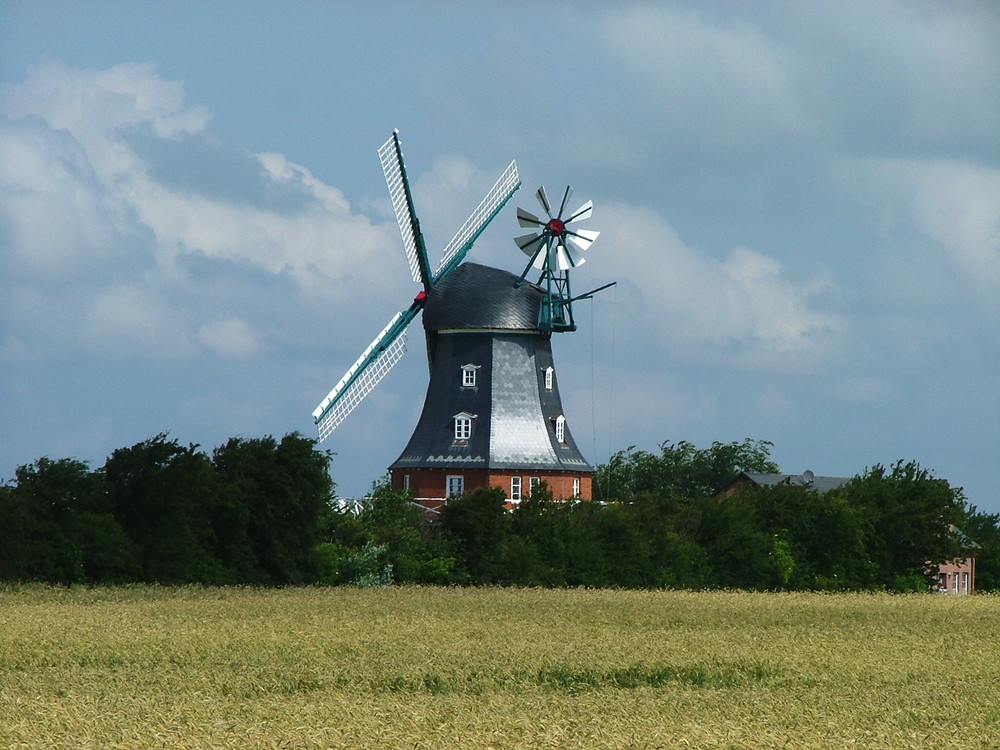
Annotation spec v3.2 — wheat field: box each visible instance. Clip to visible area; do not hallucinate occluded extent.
[2,586,998,749]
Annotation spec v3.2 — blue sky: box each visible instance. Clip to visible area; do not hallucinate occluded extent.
[2,1,998,511]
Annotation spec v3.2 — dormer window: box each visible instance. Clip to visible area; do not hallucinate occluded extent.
[454,412,476,441]
[461,364,480,388]
[553,414,566,444]
[544,367,554,390]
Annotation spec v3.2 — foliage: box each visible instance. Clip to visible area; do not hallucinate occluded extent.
[440,486,510,584]
[210,434,334,583]
[3,435,998,592]
[104,434,222,583]
[0,457,137,583]
[1,432,333,586]
[317,540,394,587]
[959,506,1000,591]
[344,481,458,584]
[836,461,966,590]
[593,438,780,500]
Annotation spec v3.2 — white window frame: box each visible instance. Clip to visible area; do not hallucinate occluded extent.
[446,475,465,497]
[461,364,480,388]
[554,414,566,443]
[573,477,581,497]
[453,412,476,441]
[544,367,554,390]
[510,476,522,502]
[402,474,410,491]
[529,476,540,495]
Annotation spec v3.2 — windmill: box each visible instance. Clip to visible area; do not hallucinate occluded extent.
[313,132,609,506]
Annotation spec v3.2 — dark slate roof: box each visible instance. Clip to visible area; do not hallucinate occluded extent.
[737,471,852,493]
[423,262,542,332]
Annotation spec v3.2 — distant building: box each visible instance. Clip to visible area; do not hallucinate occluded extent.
[720,470,851,496]
[936,558,975,595]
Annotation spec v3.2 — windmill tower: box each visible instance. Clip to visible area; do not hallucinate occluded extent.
[313,132,608,506]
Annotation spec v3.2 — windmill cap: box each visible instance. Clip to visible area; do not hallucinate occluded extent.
[423,262,544,332]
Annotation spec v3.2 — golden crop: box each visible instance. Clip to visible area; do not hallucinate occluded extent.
[1,586,997,748]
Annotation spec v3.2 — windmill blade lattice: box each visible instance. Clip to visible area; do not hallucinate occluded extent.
[515,186,600,273]
[436,160,519,280]
[378,133,427,286]
[312,309,414,440]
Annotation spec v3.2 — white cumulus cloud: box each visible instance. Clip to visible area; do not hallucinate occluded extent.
[596,202,845,371]
[0,60,400,361]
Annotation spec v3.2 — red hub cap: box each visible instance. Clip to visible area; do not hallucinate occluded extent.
[547,218,565,236]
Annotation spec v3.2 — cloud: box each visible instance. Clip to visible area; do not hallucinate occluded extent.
[0,60,401,363]
[0,115,148,281]
[83,284,191,357]
[595,202,845,371]
[195,316,263,358]
[596,5,813,153]
[837,156,1000,315]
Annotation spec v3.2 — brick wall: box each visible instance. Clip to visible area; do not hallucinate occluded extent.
[391,468,592,502]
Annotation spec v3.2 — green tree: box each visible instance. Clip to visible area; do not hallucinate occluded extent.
[0,457,138,583]
[211,433,334,584]
[629,494,710,589]
[839,461,966,591]
[440,486,510,584]
[694,492,777,589]
[358,481,457,584]
[958,506,1000,592]
[750,483,870,590]
[508,483,571,585]
[594,439,780,501]
[104,434,222,583]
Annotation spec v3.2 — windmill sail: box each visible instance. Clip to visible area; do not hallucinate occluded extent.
[378,132,431,288]
[312,307,417,440]
[435,160,520,281]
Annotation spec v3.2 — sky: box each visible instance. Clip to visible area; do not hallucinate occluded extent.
[2,1,998,512]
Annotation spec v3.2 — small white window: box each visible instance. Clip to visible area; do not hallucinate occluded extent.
[544,367,554,390]
[510,476,522,502]
[453,412,476,441]
[530,477,540,494]
[573,477,581,497]
[447,475,465,497]
[461,364,480,387]
[554,414,566,443]
[402,474,410,491]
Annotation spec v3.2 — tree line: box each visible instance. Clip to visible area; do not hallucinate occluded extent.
[2,435,998,590]
[0,433,331,585]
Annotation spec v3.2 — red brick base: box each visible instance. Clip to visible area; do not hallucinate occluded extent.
[391,467,592,503]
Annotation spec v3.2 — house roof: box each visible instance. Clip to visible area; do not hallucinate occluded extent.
[733,471,853,494]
